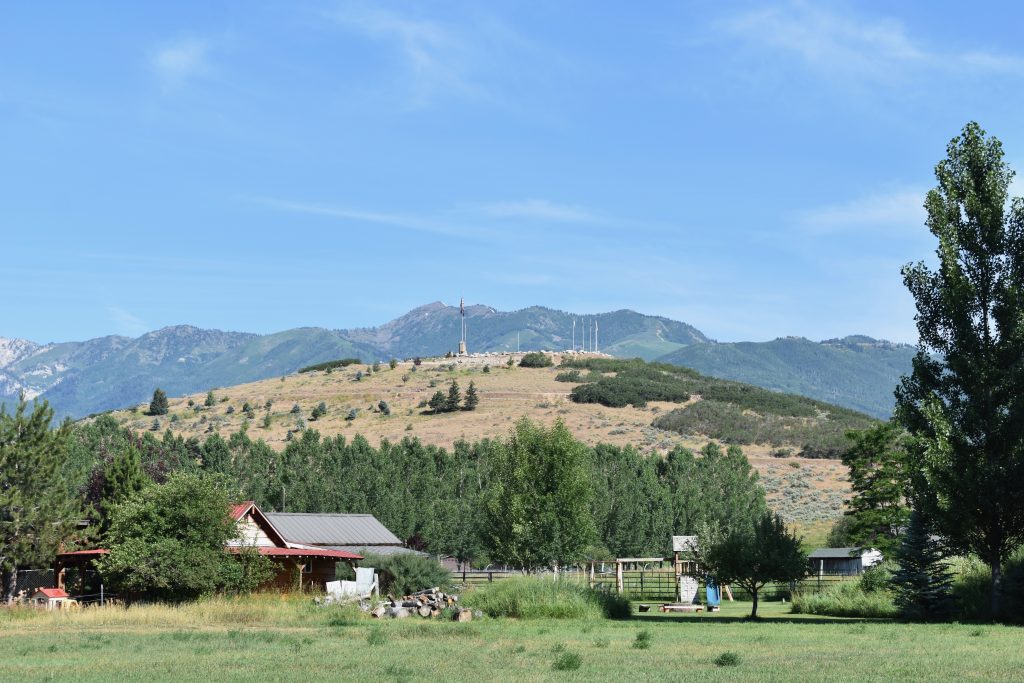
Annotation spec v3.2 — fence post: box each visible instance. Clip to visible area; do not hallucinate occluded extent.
[100,583,104,607]
[616,562,623,595]
[488,571,493,583]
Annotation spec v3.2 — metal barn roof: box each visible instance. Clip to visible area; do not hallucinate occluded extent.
[264,513,403,547]
[808,547,867,559]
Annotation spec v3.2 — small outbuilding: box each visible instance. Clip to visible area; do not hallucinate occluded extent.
[808,547,883,576]
[32,587,73,610]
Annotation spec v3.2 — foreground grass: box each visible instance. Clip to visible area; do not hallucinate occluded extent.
[1,596,1022,682]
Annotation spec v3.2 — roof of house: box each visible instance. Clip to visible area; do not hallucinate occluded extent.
[264,513,403,547]
[808,547,870,559]
[56,549,110,559]
[230,501,256,521]
[227,546,362,560]
[35,588,69,598]
[316,545,428,557]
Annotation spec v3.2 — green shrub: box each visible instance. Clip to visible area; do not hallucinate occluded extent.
[555,369,582,383]
[463,577,630,619]
[791,580,898,618]
[361,553,451,596]
[298,358,360,373]
[552,650,582,671]
[519,352,554,368]
[632,629,652,649]
[715,652,741,667]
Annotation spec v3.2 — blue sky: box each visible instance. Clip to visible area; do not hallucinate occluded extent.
[3,1,1024,344]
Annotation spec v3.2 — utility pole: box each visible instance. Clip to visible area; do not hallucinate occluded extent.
[517,332,520,353]
[595,319,599,354]
[572,318,576,353]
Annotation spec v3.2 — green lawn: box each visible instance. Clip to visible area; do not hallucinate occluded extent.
[1,598,1021,682]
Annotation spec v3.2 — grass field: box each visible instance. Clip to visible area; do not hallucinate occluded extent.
[2,596,1021,682]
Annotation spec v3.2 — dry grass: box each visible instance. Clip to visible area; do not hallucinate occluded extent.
[101,354,850,523]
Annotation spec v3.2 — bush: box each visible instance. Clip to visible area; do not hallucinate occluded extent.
[715,652,741,667]
[552,650,582,671]
[555,369,582,383]
[298,358,360,373]
[463,577,630,619]
[791,580,898,618]
[360,553,451,596]
[389,359,398,370]
[519,352,554,368]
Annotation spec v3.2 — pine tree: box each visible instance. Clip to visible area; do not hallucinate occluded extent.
[0,398,82,601]
[892,510,955,620]
[446,380,462,413]
[204,391,216,407]
[428,391,447,414]
[463,381,479,411]
[98,445,149,534]
[149,388,169,416]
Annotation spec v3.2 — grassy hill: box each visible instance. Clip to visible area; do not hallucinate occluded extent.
[657,335,917,419]
[102,353,866,525]
[1,304,707,418]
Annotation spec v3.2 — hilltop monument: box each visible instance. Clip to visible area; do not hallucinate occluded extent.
[458,297,468,356]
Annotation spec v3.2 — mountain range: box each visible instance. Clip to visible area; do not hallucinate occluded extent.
[0,302,913,419]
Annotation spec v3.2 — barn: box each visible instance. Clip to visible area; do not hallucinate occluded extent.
[227,501,363,591]
[808,547,883,576]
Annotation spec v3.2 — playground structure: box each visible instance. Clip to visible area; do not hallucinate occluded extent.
[589,536,733,612]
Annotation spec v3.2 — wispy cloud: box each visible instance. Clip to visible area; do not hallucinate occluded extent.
[107,306,149,336]
[720,3,1024,84]
[249,197,498,240]
[471,199,598,223]
[799,188,926,233]
[329,5,478,106]
[152,38,211,91]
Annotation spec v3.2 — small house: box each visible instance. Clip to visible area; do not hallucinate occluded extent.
[227,502,363,591]
[32,587,73,610]
[808,547,883,576]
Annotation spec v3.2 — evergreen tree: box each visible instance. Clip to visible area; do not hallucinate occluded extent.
[428,391,447,414]
[463,381,479,411]
[149,388,169,416]
[895,122,1024,615]
[98,445,149,534]
[893,510,955,620]
[0,398,82,601]
[204,391,216,407]
[389,359,398,370]
[446,380,462,412]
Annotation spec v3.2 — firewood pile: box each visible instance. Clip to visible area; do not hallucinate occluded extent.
[369,587,473,621]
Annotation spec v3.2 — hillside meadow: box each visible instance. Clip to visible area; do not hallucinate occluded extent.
[1,597,1021,682]
[101,354,852,526]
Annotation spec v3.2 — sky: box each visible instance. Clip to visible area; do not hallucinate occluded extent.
[3,1,1024,345]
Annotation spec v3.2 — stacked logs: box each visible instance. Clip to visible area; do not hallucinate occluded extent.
[370,587,472,621]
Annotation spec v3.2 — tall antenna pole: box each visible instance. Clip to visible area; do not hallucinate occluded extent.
[572,319,576,353]
[595,319,598,354]
[458,297,467,356]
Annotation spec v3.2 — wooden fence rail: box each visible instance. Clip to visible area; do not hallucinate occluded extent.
[450,568,860,600]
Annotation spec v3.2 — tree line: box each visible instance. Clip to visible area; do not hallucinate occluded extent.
[0,400,774,598]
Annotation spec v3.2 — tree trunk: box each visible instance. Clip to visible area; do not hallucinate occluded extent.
[750,589,759,619]
[3,566,17,604]
[991,562,1002,619]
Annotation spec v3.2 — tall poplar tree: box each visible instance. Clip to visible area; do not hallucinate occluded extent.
[896,122,1024,616]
